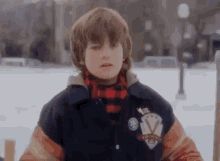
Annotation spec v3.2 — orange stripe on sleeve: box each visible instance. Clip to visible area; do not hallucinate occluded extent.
[20,126,64,161]
[162,118,203,161]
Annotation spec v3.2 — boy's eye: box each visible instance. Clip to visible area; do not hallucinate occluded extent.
[90,45,101,50]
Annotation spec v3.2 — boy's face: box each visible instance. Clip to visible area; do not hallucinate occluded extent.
[84,38,123,84]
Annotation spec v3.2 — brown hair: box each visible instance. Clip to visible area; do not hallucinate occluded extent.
[70,7,132,71]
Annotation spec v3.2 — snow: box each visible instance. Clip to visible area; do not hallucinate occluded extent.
[0,66,216,161]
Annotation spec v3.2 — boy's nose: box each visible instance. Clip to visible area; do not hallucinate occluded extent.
[101,48,111,58]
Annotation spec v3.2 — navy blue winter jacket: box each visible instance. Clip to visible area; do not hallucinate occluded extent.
[20,71,202,161]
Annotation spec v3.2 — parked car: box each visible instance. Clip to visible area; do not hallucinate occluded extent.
[0,57,42,67]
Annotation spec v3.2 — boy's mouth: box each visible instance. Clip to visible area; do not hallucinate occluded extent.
[101,63,113,67]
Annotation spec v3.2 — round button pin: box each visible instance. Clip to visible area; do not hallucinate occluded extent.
[128,117,139,131]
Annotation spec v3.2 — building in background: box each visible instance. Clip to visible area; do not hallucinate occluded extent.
[197,1,220,61]
[0,0,220,64]
[164,0,220,62]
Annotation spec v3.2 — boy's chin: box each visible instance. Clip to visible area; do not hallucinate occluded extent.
[96,73,118,79]
[96,75,117,80]
[91,70,119,79]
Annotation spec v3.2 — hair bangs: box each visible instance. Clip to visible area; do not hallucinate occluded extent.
[84,10,125,47]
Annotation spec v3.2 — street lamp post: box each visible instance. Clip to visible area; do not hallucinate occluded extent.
[176,3,190,99]
[144,20,153,56]
[214,51,220,161]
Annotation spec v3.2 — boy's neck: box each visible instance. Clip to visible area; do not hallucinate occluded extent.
[96,76,118,86]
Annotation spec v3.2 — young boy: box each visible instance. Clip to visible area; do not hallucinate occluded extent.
[20,7,202,161]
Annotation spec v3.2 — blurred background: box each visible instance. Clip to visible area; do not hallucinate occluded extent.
[0,0,219,66]
[0,0,219,161]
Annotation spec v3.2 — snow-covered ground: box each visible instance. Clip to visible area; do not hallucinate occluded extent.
[0,65,216,161]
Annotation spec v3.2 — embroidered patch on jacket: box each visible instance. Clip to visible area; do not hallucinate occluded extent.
[139,112,163,150]
[128,117,139,131]
[137,107,150,115]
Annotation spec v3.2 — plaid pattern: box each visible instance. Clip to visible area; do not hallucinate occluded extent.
[83,70,128,113]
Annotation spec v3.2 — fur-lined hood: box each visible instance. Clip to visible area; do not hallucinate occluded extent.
[67,70,139,88]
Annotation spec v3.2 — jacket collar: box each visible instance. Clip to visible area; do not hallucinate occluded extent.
[66,70,152,105]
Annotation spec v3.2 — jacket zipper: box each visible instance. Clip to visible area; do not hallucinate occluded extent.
[114,96,129,151]
[114,123,120,150]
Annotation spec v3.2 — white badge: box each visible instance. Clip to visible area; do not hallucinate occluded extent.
[128,117,139,131]
[140,113,163,149]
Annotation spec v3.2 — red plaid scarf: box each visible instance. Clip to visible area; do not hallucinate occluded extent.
[83,70,128,113]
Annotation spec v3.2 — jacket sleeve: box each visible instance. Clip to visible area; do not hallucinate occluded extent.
[162,118,203,161]
[19,126,64,161]
[20,96,65,161]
